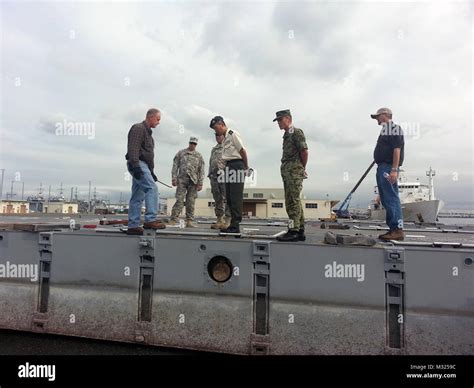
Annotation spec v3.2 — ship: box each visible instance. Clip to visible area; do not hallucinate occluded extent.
[370,167,444,223]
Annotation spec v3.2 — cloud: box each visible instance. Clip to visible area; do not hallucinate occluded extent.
[0,1,472,207]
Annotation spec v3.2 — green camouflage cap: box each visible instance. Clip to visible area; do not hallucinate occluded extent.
[189,136,198,144]
[273,109,292,122]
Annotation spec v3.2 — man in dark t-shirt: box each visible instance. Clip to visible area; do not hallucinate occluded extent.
[371,107,405,241]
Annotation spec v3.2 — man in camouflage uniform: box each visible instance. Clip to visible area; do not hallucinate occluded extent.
[274,110,309,242]
[169,137,205,227]
[208,133,231,229]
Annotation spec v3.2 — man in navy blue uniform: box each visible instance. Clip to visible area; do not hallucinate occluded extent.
[372,107,405,241]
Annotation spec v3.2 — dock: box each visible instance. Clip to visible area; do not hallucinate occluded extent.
[0,216,473,355]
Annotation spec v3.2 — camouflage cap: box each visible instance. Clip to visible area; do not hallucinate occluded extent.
[209,116,224,128]
[189,136,198,144]
[273,109,292,122]
[370,107,392,118]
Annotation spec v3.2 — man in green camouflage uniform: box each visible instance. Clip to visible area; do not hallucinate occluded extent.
[208,133,231,229]
[274,110,309,242]
[169,137,205,227]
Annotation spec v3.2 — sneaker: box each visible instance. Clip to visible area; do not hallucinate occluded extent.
[379,228,405,241]
[143,220,166,229]
[277,230,299,242]
[127,226,144,235]
[298,229,306,241]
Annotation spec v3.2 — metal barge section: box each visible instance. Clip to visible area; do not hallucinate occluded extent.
[0,220,472,355]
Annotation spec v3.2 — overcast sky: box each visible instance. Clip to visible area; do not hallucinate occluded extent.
[1,0,472,209]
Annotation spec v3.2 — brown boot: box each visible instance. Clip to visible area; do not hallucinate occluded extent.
[127,226,144,235]
[186,219,197,228]
[378,231,390,239]
[222,216,231,229]
[379,228,404,241]
[143,220,166,229]
[211,216,225,229]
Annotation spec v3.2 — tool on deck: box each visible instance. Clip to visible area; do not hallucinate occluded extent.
[335,161,376,218]
[157,179,172,188]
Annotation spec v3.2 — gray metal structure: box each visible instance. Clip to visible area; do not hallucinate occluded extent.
[0,219,473,355]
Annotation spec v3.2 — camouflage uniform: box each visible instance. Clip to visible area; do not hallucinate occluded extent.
[171,148,205,221]
[281,127,308,231]
[208,143,231,218]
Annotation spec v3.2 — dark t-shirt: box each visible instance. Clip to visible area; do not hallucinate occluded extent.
[373,122,404,166]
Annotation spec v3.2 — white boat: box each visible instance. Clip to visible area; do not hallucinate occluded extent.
[370,167,444,223]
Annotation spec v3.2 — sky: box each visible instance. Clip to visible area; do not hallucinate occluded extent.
[0,0,472,209]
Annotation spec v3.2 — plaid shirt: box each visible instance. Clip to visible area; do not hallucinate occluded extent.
[125,121,155,170]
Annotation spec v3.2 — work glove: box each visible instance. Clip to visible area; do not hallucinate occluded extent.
[131,166,144,180]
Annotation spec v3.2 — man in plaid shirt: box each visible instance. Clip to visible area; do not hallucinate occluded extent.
[125,108,166,235]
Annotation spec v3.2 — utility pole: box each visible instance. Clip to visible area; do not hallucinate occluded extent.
[93,187,97,213]
[0,169,5,201]
[58,182,64,198]
[88,181,91,214]
[6,181,16,201]
[21,182,24,201]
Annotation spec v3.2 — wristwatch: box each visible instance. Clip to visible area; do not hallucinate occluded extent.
[391,167,398,172]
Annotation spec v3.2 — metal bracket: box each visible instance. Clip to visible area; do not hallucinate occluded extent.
[252,241,271,342]
[253,240,271,262]
[385,247,405,273]
[135,321,152,344]
[139,235,155,254]
[36,233,53,320]
[138,233,155,323]
[384,247,405,350]
[32,313,48,332]
[39,232,54,246]
[250,333,271,355]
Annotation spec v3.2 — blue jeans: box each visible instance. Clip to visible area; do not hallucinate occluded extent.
[127,161,158,228]
[376,163,403,230]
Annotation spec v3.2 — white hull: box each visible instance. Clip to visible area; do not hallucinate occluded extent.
[370,199,444,224]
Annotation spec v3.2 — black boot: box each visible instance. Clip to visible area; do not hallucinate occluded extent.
[220,226,240,234]
[298,229,306,241]
[277,230,299,242]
